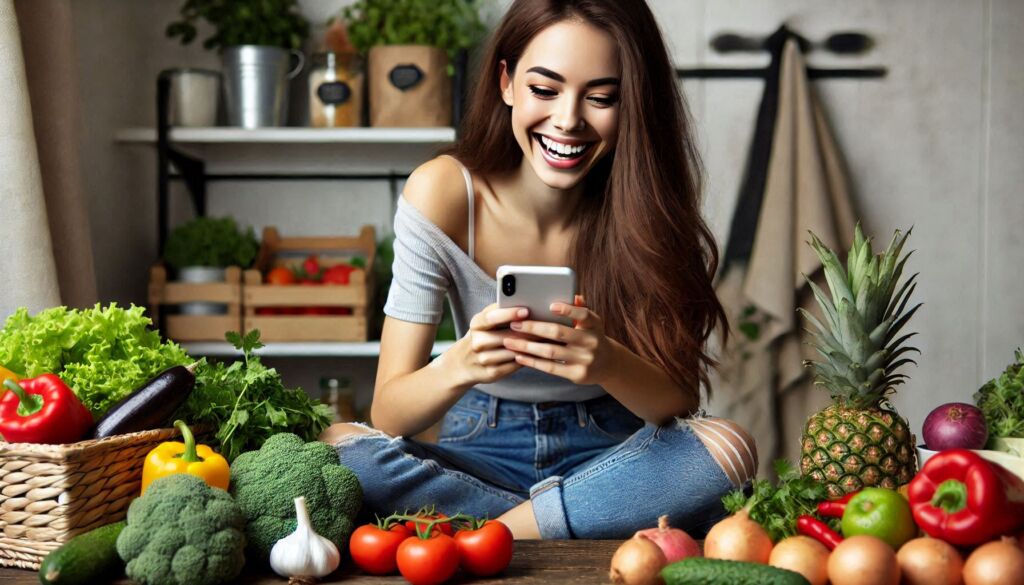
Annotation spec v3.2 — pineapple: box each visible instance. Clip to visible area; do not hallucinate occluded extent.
[799,224,921,498]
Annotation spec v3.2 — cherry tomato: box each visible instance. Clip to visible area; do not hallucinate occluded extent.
[405,513,454,536]
[396,532,460,585]
[265,266,296,285]
[349,522,411,575]
[454,520,514,576]
[302,255,322,279]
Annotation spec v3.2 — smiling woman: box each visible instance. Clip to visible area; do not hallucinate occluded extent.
[321,0,756,542]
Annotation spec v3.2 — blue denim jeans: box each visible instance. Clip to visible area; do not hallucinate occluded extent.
[335,389,735,539]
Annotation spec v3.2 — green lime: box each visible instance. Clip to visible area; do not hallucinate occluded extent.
[841,487,916,549]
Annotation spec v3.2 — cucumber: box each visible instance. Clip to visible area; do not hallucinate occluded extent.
[661,558,810,585]
[39,521,125,585]
[91,364,196,438]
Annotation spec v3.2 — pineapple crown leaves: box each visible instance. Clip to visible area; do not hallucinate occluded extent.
[799,223,922,408]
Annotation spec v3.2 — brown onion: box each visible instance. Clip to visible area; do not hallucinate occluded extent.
[703,510,773,564]
[609,536,667,585]
[828,535,900,585]
[897,537,963,585]
[963,537,1024,585]
[769,536,829,585]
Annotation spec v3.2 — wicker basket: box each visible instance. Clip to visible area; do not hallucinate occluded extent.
[0,427,184,570]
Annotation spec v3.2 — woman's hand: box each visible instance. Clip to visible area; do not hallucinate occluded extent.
[502,298,618,385]
[444,303,530,387]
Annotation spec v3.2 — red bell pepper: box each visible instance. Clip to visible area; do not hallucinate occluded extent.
[908,448,1024,546]
[1,375,94,444]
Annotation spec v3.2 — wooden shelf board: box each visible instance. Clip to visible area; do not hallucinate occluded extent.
[180,340,455,357]
[115,126,456,145]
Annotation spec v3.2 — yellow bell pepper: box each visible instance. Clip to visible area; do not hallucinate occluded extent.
[141,420,230,495]
[0,364,18,387]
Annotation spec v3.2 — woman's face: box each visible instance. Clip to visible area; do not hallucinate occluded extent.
[500,20,621,191]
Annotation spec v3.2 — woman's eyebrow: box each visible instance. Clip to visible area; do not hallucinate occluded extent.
[525,66,620,88]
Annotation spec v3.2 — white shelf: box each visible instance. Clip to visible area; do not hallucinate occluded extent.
[181,340,455,357]
[115,127,456,145]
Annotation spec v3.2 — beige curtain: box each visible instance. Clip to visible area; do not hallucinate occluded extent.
[0,0,97,321]
[709,40,857,475]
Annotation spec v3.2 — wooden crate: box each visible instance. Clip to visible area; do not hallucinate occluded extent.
[244,226,376,342]
[148,264,243,342]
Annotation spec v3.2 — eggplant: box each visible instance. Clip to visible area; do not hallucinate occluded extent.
[91,363,198,439]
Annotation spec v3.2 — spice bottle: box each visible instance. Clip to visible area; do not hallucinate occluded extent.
[309,52,363,127]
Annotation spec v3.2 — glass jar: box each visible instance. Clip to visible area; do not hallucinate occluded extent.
[320,376,357,423]
[309,52,363,127]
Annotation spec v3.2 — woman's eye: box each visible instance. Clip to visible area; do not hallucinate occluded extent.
[528,85,557,98]
[588,95,618,107]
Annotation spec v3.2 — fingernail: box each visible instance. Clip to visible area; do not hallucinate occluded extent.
[550,303,561,312]
[510,322,522,330]
[517,309,528,318]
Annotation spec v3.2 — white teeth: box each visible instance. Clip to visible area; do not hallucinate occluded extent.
[539,135,588,157]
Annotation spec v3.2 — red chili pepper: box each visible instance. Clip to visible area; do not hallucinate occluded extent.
[0,375,94,444]
[796,515,843,550]
[817,491,860,518]
[908,448,1024,546]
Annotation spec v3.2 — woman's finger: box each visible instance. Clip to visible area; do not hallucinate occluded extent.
[474,349,519,366]
[503,337,574,362]
[513,353,583,381]
[471,306,530,330]
[510,319,584,344]
[550,302,599,329]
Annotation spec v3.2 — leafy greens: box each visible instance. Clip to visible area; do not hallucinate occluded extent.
[974,348,1024,440]
[722,460,831,542]
[177,330,333,462]
[0,304,189,416]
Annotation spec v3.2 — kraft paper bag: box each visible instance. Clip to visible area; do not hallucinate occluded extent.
[369,45,452,127]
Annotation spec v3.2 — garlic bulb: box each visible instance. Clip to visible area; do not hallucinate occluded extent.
[269,496,341,583]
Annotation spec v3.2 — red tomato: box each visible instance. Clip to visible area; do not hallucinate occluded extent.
[454,520,514,576]
[302,255,321,279]
[323,263,356,285]
[265,266,296,285]
[396,533,460,585]
[405,513,454,536]
[349,523,411,575]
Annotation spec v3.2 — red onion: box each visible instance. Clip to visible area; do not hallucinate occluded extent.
[923,402,988,450]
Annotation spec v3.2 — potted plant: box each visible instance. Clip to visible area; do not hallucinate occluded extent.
[342,0,486,127]
[975,349,1024,456]
[163,217,259,314]
[167,0,310,128]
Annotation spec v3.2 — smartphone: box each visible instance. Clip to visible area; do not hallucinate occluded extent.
[496,265,576,327]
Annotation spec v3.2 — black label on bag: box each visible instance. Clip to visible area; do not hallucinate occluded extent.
[389,64,424,91]
[317,81,352,105]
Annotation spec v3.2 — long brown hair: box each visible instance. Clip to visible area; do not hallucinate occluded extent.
[447,0,727,403]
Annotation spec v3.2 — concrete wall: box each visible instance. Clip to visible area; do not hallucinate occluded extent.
[65,1,1023,434]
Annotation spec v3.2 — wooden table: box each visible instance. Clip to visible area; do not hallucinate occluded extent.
[0,540,621,584]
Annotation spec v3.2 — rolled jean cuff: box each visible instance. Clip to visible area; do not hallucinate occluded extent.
[529,476,571,539]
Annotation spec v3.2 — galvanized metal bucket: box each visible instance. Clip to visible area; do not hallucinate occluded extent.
[222,45,304,128]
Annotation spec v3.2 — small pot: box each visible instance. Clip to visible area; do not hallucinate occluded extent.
[169,68,221,127]
[178,266,227,315]
[222,45,304,128]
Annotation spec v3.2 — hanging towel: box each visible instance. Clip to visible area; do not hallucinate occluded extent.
[710,36,857,473]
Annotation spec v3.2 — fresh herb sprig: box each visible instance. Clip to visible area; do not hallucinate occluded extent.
[722,460,831,542]
[974,349,1024,440]
[177,330,332,462]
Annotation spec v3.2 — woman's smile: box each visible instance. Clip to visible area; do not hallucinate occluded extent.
[533,133,596,169]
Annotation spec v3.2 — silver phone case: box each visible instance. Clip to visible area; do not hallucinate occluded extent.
[496,265,576,326]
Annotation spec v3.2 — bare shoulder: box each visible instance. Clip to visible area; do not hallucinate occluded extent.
[402,156,471,246]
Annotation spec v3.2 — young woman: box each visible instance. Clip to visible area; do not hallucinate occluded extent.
[320,0,757,539]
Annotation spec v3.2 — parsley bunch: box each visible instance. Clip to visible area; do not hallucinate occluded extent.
[178,330,333,462]
[974,349,1024,441]
[722,460,831,542]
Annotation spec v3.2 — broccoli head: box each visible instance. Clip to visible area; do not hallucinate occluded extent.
[116,474,246,585]
[230,432,363,559]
